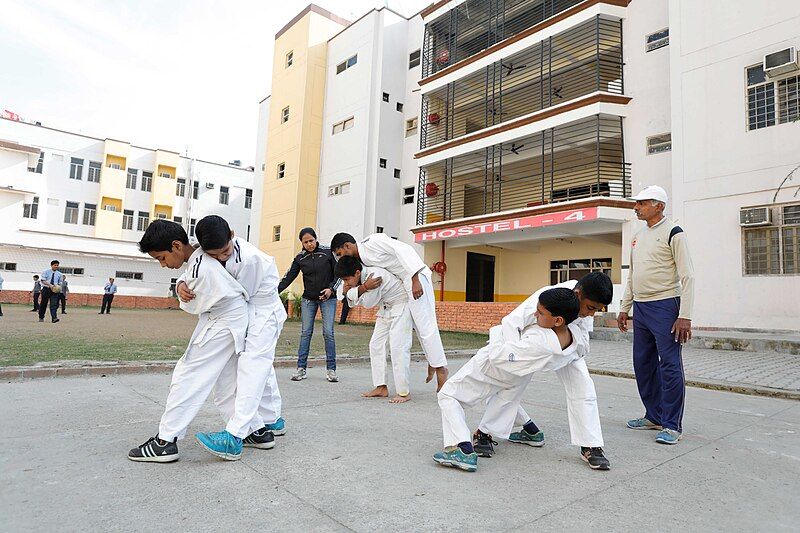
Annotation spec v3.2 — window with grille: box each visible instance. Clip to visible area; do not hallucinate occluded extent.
[88,161,101,182]
[122,210,134,230]
[743,203,800,275]
[277,162,285,179]
[137,211,149,231]
[69,158,83,180]
[59,267,84,275]
[159,171,173,179]
[245,188,252,209]
[647,133,672,155]
[141,171,153,192]
[189,218,197,237]
[286,50,293,68]
[0,262,17,271]
[550,258,612,285]
[126,168,138,189]
[192,180,199,199]
[746,64,776,130]
[219,186,229,205]
[328,182,350,196]
[403,187,415,205]
[777,75,800,124]
[273,225,281,242]
[409,49,421,69]
[23,196,39,219]
[64,201,79,224]
[116,271,143,280]
[83,203,96,226]
[176,178,186,196]
[281,106,290,123]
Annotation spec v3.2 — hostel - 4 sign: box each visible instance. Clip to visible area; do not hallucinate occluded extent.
[414,207,598,242]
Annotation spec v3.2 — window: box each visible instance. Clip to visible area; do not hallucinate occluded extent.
[176,178,186,196]
[28,152,44,173]
[122,210,134,230]
[83,203,97,226]
[396,102,404,112]
[23,196,39,219]
[247,224,251,241]
[0,262,17,271]
[647,133,672,154]
[59,267,84,275]
[189,218,197,237]
[273,225,281,242]
[281,106,290,123]
[328,182,350,196]
[405,117,418,137]
[86,161,101,183]
[379,158,387,168]
[403,186,415,205]
[103,204,117,212]
[743,203,800,275]
[409,49,421,69]
[137,211,149,231]
[174,216,183,225]
[191,180,199,199]
[219,186,229,205]
[64,201,79,224]
[550,258,612,285]
[277,162,286,179]
[336,54,357,74]
[645,28,669,52]
[393,168,401,179]
[170,278,178,297]
[286,50,293,67]
[69,158,83,180]
[376,226,384,233]
[141,171,153,192]
[245,188,252,209]
[747,64,776,130]
[116,271,143,280]
[382,92,390,102]
[332,117,354,134]
[777,75,800,124]
[156,213,167,220]
[108,162,122,170]
[126,168,138,189]
[159,171,173,179]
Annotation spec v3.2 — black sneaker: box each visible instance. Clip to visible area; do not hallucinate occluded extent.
[581,447,610,470]
[243,427,276,449]
[52,318,60,323]
[473,430,498,458]
[128,435,179,463]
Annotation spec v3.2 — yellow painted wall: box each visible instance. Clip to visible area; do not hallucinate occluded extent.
[423,236,622,302]
[152,176,175,209]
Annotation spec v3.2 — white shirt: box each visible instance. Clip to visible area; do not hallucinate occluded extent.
[345,265,408,318]
[223,237,286,318]
[357,233,430,291]
[178,248,248,316]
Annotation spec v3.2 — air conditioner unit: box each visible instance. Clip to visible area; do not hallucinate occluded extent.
[739,207,772,226]
[205,183,215,189]
[764,47,798,78]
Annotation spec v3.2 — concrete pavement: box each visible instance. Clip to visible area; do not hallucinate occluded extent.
[2,362,799,532]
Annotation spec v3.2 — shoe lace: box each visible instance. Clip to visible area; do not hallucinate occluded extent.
[476,431,497,446]
[139,435,160,448]
[590,447,604,457]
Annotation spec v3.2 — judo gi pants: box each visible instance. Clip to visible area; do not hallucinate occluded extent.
[158,328,238,441]
[214,310,283,438]
[632,298,685,432]
[368,309,412,396]
[408,272,447,368]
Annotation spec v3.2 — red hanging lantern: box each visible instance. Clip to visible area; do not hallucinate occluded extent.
[432,261,447,275]
[425,183,440,197]
[427,112,441,125]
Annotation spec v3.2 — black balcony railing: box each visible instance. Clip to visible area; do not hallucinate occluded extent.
[421,0,586,79]
[416,114,630,225]
[420,16,623,149]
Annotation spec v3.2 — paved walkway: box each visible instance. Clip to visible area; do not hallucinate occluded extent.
[1,364,798,531]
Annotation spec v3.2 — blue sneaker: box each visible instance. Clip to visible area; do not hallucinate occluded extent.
[508,429,545,447]
[655,428,682,445]
[627,417,662,430]
[195,430,242,461]
[433,447,478,472]
[266,417,286,436]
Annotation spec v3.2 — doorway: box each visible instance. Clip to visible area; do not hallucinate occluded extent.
[466,252,495,302]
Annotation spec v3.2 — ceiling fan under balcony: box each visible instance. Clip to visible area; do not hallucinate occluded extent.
[489,108,507,117]
[501,62,527,75]
[504,143,525,154]
[552,85,564,99]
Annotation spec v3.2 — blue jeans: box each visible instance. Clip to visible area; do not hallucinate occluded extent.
[297,297,336,370]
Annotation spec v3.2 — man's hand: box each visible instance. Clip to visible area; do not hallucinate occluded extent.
[411,273,423,300]
[671,318,692,344]
[176,281,195,303]
[319,288,333,301]
[362,273,383,291]
[617,312,629,332]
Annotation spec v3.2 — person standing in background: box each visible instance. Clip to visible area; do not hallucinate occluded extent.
[100,278,117,315]
[38,260,62,323]
[31,275,41,312]
[59,275,69,314]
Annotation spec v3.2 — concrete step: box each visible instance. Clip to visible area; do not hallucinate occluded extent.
[590,327,800,355]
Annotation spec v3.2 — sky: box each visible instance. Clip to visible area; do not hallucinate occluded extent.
[0,0,431,166]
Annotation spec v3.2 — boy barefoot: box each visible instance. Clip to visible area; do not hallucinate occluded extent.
[335,256,413,404]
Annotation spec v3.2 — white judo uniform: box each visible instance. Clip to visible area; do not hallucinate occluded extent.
[207,237,288,438]
[344,266,412,396]
[158,249,248,441]
[356,233,446,368]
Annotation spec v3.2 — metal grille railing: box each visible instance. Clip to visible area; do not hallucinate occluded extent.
[421,0,586,79]
[416,114,630,225]
[420,16,623,149]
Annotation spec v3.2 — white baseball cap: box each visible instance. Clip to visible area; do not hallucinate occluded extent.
[630,185,668,204]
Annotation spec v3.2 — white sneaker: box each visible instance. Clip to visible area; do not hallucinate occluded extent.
[326,370,338,383]
[291,368,307,381]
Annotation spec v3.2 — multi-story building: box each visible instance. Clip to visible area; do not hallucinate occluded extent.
[0,117,255,298]
[260,0,800,330]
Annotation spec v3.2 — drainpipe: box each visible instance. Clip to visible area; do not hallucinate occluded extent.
[439,240,445,302]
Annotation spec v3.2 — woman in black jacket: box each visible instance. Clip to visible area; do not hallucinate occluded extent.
[278,227,340,382]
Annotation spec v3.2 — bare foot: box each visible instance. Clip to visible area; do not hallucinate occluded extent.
[426,364,435,384]
[389,395,411,404]
[435,366,449,392]
[361,385,389,398]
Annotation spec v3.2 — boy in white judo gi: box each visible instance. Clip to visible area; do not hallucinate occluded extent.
[330,232,448,391]
[472,272,613,470]
[128,220,248,463]
[434,287,585,472]
[335,256,413,404]
[177,215,288,458]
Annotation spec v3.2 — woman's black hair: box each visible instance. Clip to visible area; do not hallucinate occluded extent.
[299,227,317,241]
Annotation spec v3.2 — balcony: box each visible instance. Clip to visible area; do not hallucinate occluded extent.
[152,175,176,208]
[422,0,587,79]
[95,208,123,240]
[420,16,622,149]
[99,166,127,201]
[416,114,629,225]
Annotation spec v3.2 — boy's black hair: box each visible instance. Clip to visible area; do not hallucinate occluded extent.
[299,227,317,241]
[138,219,189,253]
[539,287,580,326]
[50,260,59,266]
[195,215,232,251]
[575,272,613,306]
[335,255,362,279]
[330,232,356,251]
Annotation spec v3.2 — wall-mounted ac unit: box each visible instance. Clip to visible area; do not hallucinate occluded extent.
[764,47,798,78]
[739,207,772,226]
[205,183,215,189]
